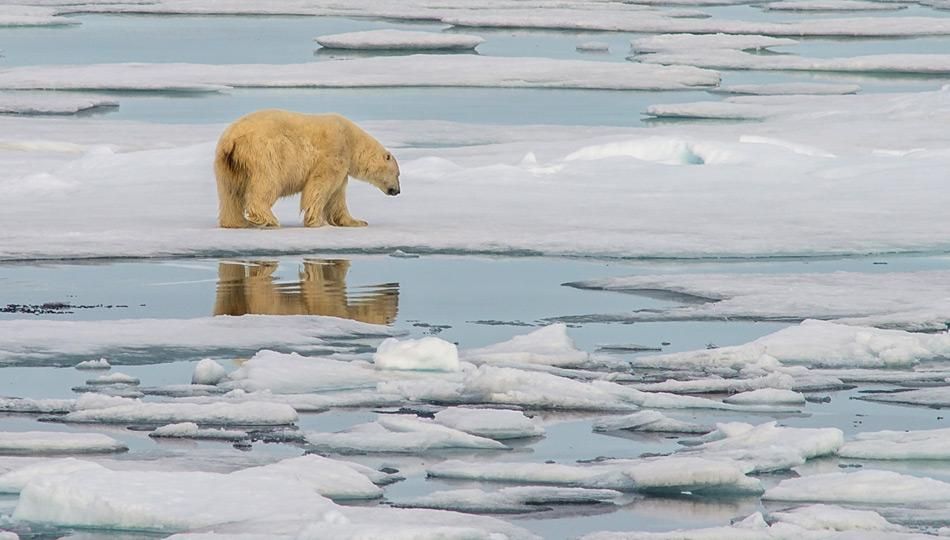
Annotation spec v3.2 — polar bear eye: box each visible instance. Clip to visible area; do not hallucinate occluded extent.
[385,153,391,161]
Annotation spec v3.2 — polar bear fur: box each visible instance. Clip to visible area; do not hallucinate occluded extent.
[214,110,400,228]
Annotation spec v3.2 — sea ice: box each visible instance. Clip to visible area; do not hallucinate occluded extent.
[74,358,111,370]
[857,387,950,407]
[765,0,907,10]
[0,458,105,493]
[192,358,228,385]
[396,486,622,513]
[592,410,711,433]
[839,428,950,460]
[0,92,117,115]
[373,336,460,371]
[149,422,249,441]
[0,57,719,91]
[0,432,126,455]
[86,372,140,385]
[769,504,903,531]
[765,470,950,503]
[306,415,508,453]
[577,41,610,52]
[315,29,484,50]
[722,388,805,405]
[712,82,861,95]
[58,400,299,426]
[462,324,590,367]
[639,49,950,75]
[688,421,843,472]
[230,455,384,500]
[630,33,797,52]
[433,407,544,439]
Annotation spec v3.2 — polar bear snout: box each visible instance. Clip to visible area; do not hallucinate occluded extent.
[387,187,400,196]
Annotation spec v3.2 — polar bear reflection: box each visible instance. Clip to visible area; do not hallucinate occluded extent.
[213,260,398,325]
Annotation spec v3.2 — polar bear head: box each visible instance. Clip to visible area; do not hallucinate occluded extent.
[356,146,401,197]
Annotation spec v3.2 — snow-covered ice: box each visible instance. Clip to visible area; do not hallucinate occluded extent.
[858,387,950,407]
[315,29,484,50]
[0,458,105,493]
[462,324,590,367]
[639,49,950,75]
[0,57,719,92]
[712,82,862,95]
[839,428,950,460]
[229,455,385,500]
[0,92,117,115]
[74,358,111,370]
[397,486,622,513]
[722,389,805,405]
[306,415,509,453]
[58,400,299,426]
[592,410,711,433]
[568,271,950,331]
[373,336,460,371]
[0,432,127,455]
[687,421,843,472]
[149,422,249,441]
[86,372,140,385]
[226,350,388,394]
[765,470,950,503]
[433,407,544,439]
[630,33,798,53]
[192,358,228,385]
[0,315,393,365]
[765,0,908,10]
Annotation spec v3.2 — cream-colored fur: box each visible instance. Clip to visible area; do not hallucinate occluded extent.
[214,110,400,228]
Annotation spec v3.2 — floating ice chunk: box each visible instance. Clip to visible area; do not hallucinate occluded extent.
[690,422,843,472]
[712,82,861,95]
[0,397,73,414]
[433,407,544,439]
[592,410,712,433]
[150,422,248,441]
[192,358,227,385]
[568,271,950,331]
[0,57,719,92]
[765,0,907,10]
[631,33,797,53]
[74,358,111,370]
[388,249,419,258]
[723,388,805,405]
[0,458,105,493]
[632,372,797,394]
[839,428,950,460]
[0,92,117,115]
[397,486,622,513]
[13,466,337,531]
[0,432,126,455]
[765,470,950,503]
[294,506,538,540]
[231,455,384,500]
[563,137,740,165]
[858,387,950,408]
[59,400,298,426]
[307,416,508,453]
[0,6,78,27]
[577,41,610,52]
[315,29,484,51]
[0,315,393,366]
[86,372,140,385]
[462,324,590,367]
[373,337,460,372]
[640,49,950,75]
[429,455,762,494]
[642,320,950,370]
[812,368,950,384]
[0,532,16,540]
[74,392,138,410]
[770,504,903,531]
[227,350,388,394]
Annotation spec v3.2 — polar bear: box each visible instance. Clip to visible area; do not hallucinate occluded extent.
[214,110,400,228]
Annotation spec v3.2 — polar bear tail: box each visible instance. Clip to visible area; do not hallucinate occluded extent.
[214,135,249,228]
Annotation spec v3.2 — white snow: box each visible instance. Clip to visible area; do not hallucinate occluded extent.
[0,397,74,414]
[631,33,798,53]
[433,407,544,439]
[59,400,298,426]
[639,49,950,75]
[637,320,950,371]
[712,82,861,95]
[765,0,907,10]
[226,350,387,394]
[569,271,950,331]
[576,41,610,52]
[306,415,508,453]
[858,387,950,407]
[0,432,126,455]
[462,324,590,367]
[230,455,384,500]
[315,29,484,50]
[86,372,140,385]
[0,6,78,27]
[765,470,950,503]
[74,358,111,370]
[0,57,719,92]
[0,458,105,493]
[398,486,622,513]
[0,92,117,115]
[839,428,950,460]
[373,336,460,371]
[0,315,393,365]
[192,358,228,385]
[150,422,248,441]
[723,388,805,405]
[688,421,843,472]
[592,410,711,433]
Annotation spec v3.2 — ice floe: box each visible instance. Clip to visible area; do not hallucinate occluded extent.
[315,29,484,50]
[711,82,862,95]
[839,428,950,460]
[765,470,950,503]
[686,421,843,472]
[229,455,385,500]
[639,49,950,75]
[192,358,228,385]
[858,386,950,407]
[630,33,798,53]
[462,324,590,367]
[86,371,140,385]
[0,6,78,27]
[765,0,908,10]
[0,57,719,92]
[592,410,712,433]
[58,400,299,426]
[568,271,950,331]
[306,415,509,453]
[0,432,127,455]
[373,336,460,371]
[0,315,393,365]
[0,92,117,115]
[0,458,105,493]
[433,407,544,439]
[74,358,111,370]
[577,41,610,52]
[396,486,622,513]
[722,388,805,405]
[149,422,249,441]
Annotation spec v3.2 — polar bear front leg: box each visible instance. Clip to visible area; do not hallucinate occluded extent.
[327,179,368,227]
[244,182,280,228]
